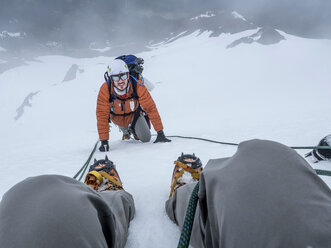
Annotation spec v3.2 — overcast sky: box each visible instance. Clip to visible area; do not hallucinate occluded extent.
[0,0,330,40]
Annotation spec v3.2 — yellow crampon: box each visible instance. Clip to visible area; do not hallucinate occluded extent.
[85,170,123,191]
[85,170,104,190]
[169,161,201,198]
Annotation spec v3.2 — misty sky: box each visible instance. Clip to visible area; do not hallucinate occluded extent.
[0,0,330,55]
[1,0,330,37]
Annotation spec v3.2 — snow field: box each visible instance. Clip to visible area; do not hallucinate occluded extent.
[0,30,331,247]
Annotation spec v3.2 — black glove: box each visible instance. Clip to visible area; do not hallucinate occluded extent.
[99,140,109,152]
[154,130,171,143]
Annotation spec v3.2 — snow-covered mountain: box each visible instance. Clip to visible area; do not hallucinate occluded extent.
[1,29,331,247]
[0,5,323,60]
[0,8,289,76]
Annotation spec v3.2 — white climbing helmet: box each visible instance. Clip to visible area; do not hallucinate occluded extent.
[107,59,129,76]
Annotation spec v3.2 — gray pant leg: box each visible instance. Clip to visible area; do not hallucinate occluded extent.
[166,139,331,248]
[199,140,331,248]
[99,190,135,248]
[0,175,135,248]
[165,182,205,248]
[134,114,151,142]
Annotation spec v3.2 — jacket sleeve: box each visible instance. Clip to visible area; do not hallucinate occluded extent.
[96,83,111,141]
[137,83,164,132]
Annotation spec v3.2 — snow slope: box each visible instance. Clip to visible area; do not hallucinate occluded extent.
[1,30,331,247]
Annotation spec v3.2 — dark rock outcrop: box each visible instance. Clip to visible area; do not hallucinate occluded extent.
[227,28,285,48]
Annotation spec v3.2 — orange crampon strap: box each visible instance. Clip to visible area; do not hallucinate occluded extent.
[85,170,123,190]
[174,161,201,180]
[169,161,201,198]
[100,171,123,190]
[84,170,104,190]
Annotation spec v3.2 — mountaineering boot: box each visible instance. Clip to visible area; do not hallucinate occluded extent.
[169,153,203,198]
[122,134,131,140]
[132,130,140,140]
[120,126,132,141]
[133,133,139,140]
[84,156,123,192]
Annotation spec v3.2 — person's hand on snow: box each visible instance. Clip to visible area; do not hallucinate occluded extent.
[99,140,109,152]
[154,130,171,143]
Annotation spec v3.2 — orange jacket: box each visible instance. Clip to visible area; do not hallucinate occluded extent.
[96,79,163,141]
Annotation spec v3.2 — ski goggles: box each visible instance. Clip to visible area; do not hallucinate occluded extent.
[111,73,128,82]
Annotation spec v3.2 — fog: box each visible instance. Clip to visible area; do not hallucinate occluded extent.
[229,0,331,38]
[0,0,330,58]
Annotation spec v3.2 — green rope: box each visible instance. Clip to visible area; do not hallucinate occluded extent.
[177,182,200,248]
[166,135,238,146]
[315,169,331,177]
[291,146,331,150]
[166,135,331,150]
[73,140,99,181]
[168,135,331,175]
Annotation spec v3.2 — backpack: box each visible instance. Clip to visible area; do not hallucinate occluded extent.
[116,55,144,79]
[104,55,145,104]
